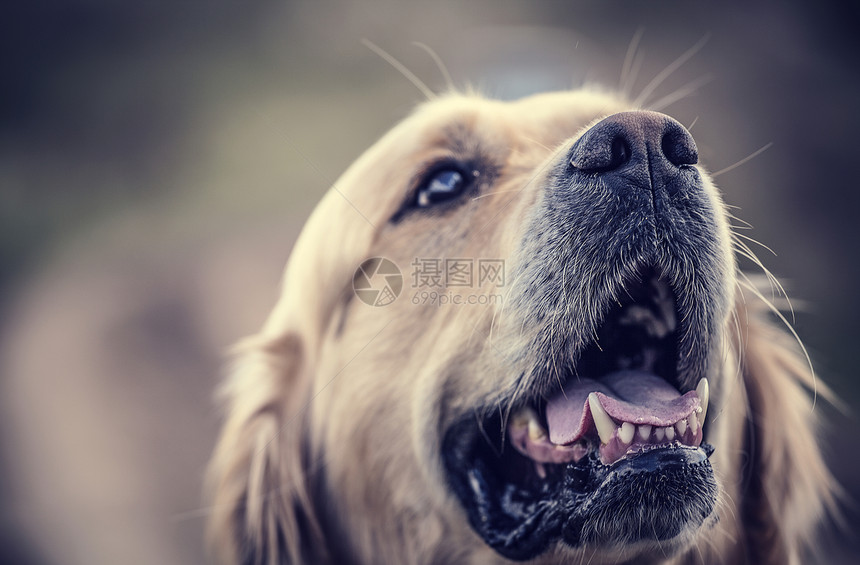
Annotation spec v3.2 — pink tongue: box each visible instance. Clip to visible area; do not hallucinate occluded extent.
[545,370,699,445]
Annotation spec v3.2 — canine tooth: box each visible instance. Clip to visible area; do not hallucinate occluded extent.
[688,412,699,436]
[512,407,535,428]
[619,422,635,444]
[534,462,547,479]
[528,417,547,440]
[638,425,652,440]
[665,426,675,440]
[655,427,665,441]
[696,378,710,425]
[676,419,687,436]
[588,393,616,444]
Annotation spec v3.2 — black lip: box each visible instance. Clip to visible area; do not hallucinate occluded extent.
[560,444,717,549]
[442,414,716,561]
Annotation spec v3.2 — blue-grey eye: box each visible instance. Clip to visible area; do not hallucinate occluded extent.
[416,168,471,207]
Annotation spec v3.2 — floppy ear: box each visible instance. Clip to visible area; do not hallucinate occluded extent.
[209,328,324,564]
[206,331,326,565]
[732,287,837,564]
[204,174,384,564]
[203,110,427,563]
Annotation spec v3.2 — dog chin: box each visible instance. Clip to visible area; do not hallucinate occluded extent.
[443,411,718,562]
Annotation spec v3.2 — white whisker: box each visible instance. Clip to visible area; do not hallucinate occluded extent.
[522,135,555,152]
[472,189,529,201]
[726,211,754,229]
[633,34,710,107]
[731,229,791,316]
[362,39,435,100]
[737,274,820,411]
[687,115,700,131]
[648,74,713,112]
[620,28,645,97]
[412,42,454,93]
[733,231,778,258]
[711,142,773,178]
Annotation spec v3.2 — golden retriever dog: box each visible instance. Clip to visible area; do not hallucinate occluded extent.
[207,88,836,564]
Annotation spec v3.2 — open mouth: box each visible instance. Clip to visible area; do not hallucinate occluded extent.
[442,269,718,561]
[509,272,709,471]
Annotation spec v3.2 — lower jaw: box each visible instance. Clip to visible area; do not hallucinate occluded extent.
[560,445,717,548]
[443,420,718,562]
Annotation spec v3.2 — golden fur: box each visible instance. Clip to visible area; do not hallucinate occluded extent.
[207,89,835,564]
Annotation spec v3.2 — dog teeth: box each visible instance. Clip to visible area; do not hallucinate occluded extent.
[688,411,699,436]
[513,407,548,440]
[696,377,709,424]
[619,422,635,444]
[512,407,534,428]
[588,393,616,444]
[528,417,547,440]
[516,378,708,457]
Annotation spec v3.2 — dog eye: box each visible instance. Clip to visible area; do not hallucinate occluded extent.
[416,167,472,208]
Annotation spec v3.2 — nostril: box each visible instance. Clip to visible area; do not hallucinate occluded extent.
[570,133,632,173]
[661,127,698,167]
[569,111,698,181]
[609,136,631,171]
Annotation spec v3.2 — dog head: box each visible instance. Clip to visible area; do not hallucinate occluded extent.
[208,89,834,564]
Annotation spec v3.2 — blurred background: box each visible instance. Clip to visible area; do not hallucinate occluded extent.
[1,1,858,563]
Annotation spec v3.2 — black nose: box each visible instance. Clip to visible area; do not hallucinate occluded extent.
[569,111,698,193]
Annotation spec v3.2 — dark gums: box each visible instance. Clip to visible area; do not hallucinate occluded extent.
[443,415,717,561]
